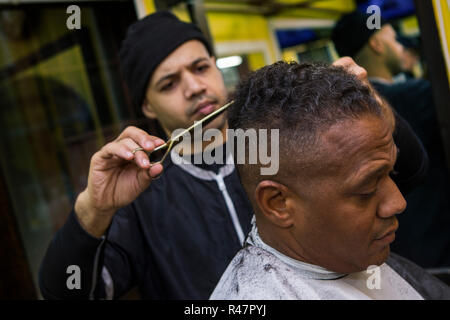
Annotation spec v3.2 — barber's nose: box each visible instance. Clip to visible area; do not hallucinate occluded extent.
[377,178,407,218]
[183,72,206,99]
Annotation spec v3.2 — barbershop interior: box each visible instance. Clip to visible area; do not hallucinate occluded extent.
[1,0,450,300]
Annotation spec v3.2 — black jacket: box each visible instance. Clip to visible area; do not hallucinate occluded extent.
[39,149,253,299]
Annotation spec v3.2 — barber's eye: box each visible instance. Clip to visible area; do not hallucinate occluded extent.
[161,82,174,91]
[197,64,209,72]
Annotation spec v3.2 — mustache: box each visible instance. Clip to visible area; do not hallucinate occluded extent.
[187,95,219,116]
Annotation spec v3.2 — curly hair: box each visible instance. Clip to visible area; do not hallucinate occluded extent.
[228,61,383,190]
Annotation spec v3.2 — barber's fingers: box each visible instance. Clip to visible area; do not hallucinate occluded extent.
[116,126,165,153]
[96,139,164,180]
[98,140,134,161]
[98,138,149,169]
[148,163,163,178]
[332,56,355,68]
[333,57,368,83]
[333,56,361,71]
[120,138,152,169]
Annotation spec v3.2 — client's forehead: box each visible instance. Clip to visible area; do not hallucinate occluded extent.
[282,115,392,182]
[317,116,394,176]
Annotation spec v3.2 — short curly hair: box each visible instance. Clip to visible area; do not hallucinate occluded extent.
[228,61,383,191]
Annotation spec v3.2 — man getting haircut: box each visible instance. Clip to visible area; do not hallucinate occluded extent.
[210,62,450,300]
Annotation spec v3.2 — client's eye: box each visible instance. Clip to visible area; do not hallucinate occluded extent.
[359,189,377,199]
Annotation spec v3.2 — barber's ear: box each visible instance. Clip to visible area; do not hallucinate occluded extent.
[368,35,384,55]
[254,180,294,228]
[210,56,218,68]
[142,100,157,119]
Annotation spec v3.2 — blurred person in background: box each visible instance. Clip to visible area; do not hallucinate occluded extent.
[394,35,422,82]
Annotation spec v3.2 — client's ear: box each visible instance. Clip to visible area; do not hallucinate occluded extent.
[254,180,294,228]
[142,100,157,119]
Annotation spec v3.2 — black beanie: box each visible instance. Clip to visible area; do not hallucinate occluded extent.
[332,10,387,58]
[119,11,213,113]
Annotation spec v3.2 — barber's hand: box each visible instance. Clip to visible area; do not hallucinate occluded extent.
[75,126,165,237]
[333,57,396,131]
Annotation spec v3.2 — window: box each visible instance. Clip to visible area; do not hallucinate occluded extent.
[0,2,147,295]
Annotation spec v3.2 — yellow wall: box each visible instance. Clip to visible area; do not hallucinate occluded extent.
[206,12,277,68]
[138,0,361,71]
[172,7,278,69]
[400,15,420,36]
[142,0,156,15]
[139,0,355,70]
[275,0,354,20]
[432,0,450,87]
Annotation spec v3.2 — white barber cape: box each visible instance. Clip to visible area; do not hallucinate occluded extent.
[210,221,431,300]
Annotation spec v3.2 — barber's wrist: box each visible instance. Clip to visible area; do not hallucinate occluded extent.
[74,190,115,238]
